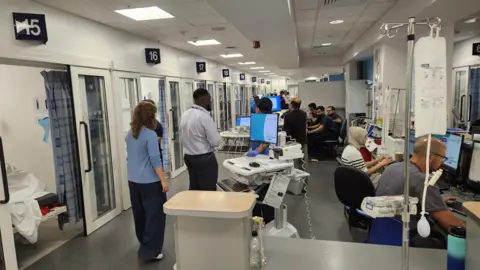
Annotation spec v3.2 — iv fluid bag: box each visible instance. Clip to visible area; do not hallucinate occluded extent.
[413,35,447,137]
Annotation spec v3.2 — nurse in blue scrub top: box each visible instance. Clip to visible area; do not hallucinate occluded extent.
[247,97,273,157]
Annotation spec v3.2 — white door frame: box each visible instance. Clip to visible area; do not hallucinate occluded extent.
[112,71,142,211]
[452,67,471,129]
[70,66,122,235]
[0,136,18,270]
[215,82,224,130]
[206,81,218,126]
[182,78,195,113]
[166,77,187,178]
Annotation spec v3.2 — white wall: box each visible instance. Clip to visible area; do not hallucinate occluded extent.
[298,82,346,109]
[271,79,287,93]
[0,0,259,83]
[454,36,480,67]
[346,80,368,117]
[0,64,57,192]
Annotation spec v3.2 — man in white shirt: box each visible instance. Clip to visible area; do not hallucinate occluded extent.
[181,88,221,190]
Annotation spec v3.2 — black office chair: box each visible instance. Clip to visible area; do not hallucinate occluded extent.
[334,166,375,231]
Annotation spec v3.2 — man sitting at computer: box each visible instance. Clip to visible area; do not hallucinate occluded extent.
[247,97,273,157]
[376,136,465,248]
[307,106,337,160]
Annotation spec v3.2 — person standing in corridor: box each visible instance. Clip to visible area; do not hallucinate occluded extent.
[180,88,221,190]
[126,101,169,261]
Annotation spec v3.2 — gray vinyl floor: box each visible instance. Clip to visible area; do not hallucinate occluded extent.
[26,154,353,270]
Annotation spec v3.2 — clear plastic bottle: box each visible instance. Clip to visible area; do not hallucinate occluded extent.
[250,231,262,268]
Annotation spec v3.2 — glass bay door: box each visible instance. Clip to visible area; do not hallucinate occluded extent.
[70,67,122,235]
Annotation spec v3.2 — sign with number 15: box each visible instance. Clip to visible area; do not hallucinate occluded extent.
[12,13,48,43]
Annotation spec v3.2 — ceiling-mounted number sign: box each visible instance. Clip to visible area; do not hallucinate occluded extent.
[222,69,230,78]
[473,43,480,56]
[12,12,48,43]
[145,48,161,64]
[261,79,265,84]
[267,81,271,85]
[252,77,257,83]
[196,62,206,73]
[240,74,246,81]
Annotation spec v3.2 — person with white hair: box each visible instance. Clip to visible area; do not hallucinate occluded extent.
[340,126,392,187]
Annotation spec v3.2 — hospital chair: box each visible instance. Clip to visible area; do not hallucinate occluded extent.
[334,166,375,231]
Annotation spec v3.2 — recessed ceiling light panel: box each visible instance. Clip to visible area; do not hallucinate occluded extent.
[259,70,270,73]
[321,43,332,46]
[115,6,174,21]
[329,19,344,24]
[465,18,478,24]
[220,53,243,58]
[187,39,221,46]
[250,67,264,70]
[239,62,256,65]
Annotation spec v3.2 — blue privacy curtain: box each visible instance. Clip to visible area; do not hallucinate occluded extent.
[41,70,83,228]
[158,79,170,174]
[470,68,480,123]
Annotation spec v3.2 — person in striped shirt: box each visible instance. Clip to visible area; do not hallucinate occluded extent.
[341,127,392,188]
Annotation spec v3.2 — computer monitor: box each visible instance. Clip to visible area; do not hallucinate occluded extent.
[443,133,463,173]
[268,96,282,112]
[250,113,278,144]
[236,116,251,127]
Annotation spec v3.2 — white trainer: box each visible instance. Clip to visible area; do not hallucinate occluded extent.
[154,253,164,260]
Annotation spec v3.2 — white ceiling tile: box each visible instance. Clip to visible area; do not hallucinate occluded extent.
[296,27,315,36]
[317,3,368,18]
[173,1,218,15]
[357,13,381,23]
[184,14,228,26]
[295,10,317,22]
[294,0,319,11]
[296,20,316,28]
[363,2,394,15]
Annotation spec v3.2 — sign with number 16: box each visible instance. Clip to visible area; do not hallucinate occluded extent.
[145,48,161,64]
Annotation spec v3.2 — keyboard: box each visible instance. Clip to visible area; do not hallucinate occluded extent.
[217,178,250,192]
[220,145,250,153]
[446,200,465,216]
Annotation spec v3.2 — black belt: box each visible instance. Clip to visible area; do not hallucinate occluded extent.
[184,152,214,157]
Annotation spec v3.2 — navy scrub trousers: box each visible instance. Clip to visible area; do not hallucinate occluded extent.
[128,181,167,259]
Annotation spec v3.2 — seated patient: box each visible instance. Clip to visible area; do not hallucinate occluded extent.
[341,127,391,187]
[376,136,465,249]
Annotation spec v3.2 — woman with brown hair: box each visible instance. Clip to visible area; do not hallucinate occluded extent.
[126,101,169,261]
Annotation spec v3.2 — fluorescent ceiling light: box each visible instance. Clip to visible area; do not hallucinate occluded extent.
[115,6,174,21]
[268,73,275,75]
[250,67,264,70]
[329,19,344,25]
[220,53,243,58]
[239,62,256,65]
[259,70,270,73]
[187,39,221,46]
[465,18,477,23]
[321,43,332,46]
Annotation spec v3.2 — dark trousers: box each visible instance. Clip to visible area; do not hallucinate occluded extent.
[308,132,335,158]
[184,152,218,191]
[128,181,166,259]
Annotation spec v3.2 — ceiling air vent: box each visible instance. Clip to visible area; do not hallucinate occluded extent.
[324,0,340,5]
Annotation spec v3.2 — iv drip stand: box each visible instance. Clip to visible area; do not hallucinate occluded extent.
[379,16,442,270]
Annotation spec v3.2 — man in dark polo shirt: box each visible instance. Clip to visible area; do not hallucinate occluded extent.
[284,98,308,170]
